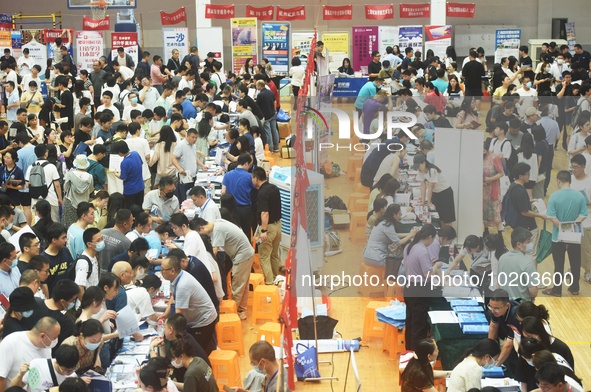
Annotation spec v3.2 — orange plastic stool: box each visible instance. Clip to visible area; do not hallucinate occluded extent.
[358,262,386,298]
[354,182,370,194]
[219,299,237,314]
[352,198,369,213]
[382,324,406,359]
[349,211,367,241]
[248,273,265,306]
[209,350,242,389]
[347,192,367,211]
[354,167,362,184]
[347,156,363,181]
[226,271,232,300]
[252,285,281,324]
[259,322,282,346]
[362,301,390,342]
[215,313,245,356]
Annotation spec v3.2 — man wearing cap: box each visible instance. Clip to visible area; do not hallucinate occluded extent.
[521,107,541,134]
[3,287,37,338]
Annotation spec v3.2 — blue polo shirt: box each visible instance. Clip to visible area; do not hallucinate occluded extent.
[354,82,378,110]
[181,100,196,119]
[222,167,255,206]
[120,151,145,195]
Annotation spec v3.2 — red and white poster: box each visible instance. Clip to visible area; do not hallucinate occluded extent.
[276,6,306,21]
[424,25,452,59]
[204,4,235,19]
[111,32,138,65]
[446,2,476,18]
[323,5,352,20]
[399,3,431,18]
[365,5,394,20]
[44,28,74,61]
[76,31,103,73]
[160,7,187,25]
[82,16,110,31]
[246,5,274,21]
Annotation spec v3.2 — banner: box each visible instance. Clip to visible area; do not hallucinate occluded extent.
[0,14,11,31]
[446,2,476,18]
[82,16,110,31]
[162,27,189,64]
[424,26,452,59]
[111,32,139,65]
[205,4,235,19]
[321,32,349,73]
[0,31,11,53]
[323,5,352,20]
[565,22,576,53]
[352,26,378,72]
[292,31,314,67]
[196,27,225,72]
[378,26,399,54]
[160,7,187,25]
[398,26,423,55]
[261,22,290,73]
[75,31,103,73]
[399,3,430,18]
[9,31,22,62]
[22,40,47,74]
[277,6,306,21]
[246,5,274,21]
[494,29,520,64]
[231,17,258,73]
[365,5,394,20]
[44,28,74,62]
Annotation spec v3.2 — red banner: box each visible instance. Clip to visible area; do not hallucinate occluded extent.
[323,5,352,20]
[365,4,394,20]
[160,7,186,25]
[446,2,475,18]
[82,15,110,30]
[246,5,274,20]
[399,3,431,18]
[204,4,235,19]
[276,6,306,21]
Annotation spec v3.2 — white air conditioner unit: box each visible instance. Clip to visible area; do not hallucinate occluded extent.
[269,167,325,272]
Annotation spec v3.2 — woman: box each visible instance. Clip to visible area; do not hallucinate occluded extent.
[150,126,178,183]
[0,149,25,208]
[26,114,43,144]
[240,58,255,76]
[517,132,539,198]
[73,79,92,115]
[58,130,75,169]
[531,350,583,392]
[224,135,253,167]
[38,98,57,128]
[363,204,419,275]
[444,46,457,68]
[448,339,500,392]
[76,287,118,344]
[400,338,448,392]
[251,127,265,163]
[89,190,109,230]
[517,301,551,335]
[504,56,523,88]
[62,155,94,228]
[20,80,43,115]
[532,125,550,197]
[1,287,37,338]
[414,153,455,226]
[455,97,480,129]
[521,317,574,370]
[392,45,403,59]
[423,82,446,114]
[517,338,567,391]
[368,174,393,213]
[366,198,388,240]
[169,339,218,392]
[47,145,66,187]
[105,192,125,229]
[138,357,179,392]
[380,178,401,206]
[448,235,490,275]
[444,75,463,117]
[254,64,265,75]
[534,59,554,95]
[61,319,104,374]
[196,121,210,168]
[484,233,508,291]
[567,112,591,156]
[289,57,305,111]
[338,58,354,76]
[483,138,504,232]
[32,200,54,247]
[261,58,274,77]
[44,127,58,145]
[127,212,152,242]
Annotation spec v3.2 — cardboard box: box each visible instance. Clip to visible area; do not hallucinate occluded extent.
[280,146,296,159]
[330,209,350,225]
[278,122,292,139]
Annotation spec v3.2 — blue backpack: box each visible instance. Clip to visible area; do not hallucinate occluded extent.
[501,184,520,228]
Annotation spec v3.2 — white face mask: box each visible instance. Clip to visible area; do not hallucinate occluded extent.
[136,268,146,280]
[557,59,564,65]
[171,358,183,369]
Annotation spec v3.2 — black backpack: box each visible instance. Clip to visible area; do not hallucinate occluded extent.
[325,195,347,211]
[501,184,520,228]
[99,137,115,167]
[66,254,93,281]
[495,139,518,176]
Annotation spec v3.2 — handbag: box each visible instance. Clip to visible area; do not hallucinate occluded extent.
[277,108,290,122]
[499,175,510,199]
[294,343,321,380]
[536,222,552,264]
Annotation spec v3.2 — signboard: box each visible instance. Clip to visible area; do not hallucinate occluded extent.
[196,27,225,72]
[44,28,74,62]
[75,31,103,73]
[262,23,290,74]
[321,32,349,73]
[398,26,423,56]
[565,22,576,53]
[231,17,258,74]
[352,26,378,73]
[22,40,47,74]
[494,29,521,64]
[424,25,452,59]
[162,27,189,64]
[111,32,139,65]
[378,26,399,54]
[292,31,315,67]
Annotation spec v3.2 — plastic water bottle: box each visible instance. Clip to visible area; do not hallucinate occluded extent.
[449,245,455,264]
[158,319,164,337]
[206,180,212,199]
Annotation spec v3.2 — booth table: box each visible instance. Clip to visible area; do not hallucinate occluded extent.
[332,76,368,97]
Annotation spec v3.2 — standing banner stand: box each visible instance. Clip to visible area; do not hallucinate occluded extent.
[75,31,104,73]
[292,31,315,68]
[261,22,290,74]
[398,25,424,57]
[321,31,349,73]
[378,26,399,54]
[352,26,378,73]
[44,28,74,61]
[196,27,225,71]
[162,27,189,64]
[424,25,452,59]
[230,17,258,73]
[565,22,576,53]
[494,29,521,63]
[110,32,139,65]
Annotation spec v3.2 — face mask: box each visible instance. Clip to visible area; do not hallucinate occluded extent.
[557,59,564,65]
[545,67,551,73]
[66,301,75,311]
[483,358,497,369]
[21,310,34,318]
[525,242,534,254]
[186,95,193,101]
[165,191,175,199]
[10,259,17,269]
[85,341,101,351]
[525,358,534,367]
[171,359,183,369]
[526,81,532,89]
[43,335,59,349]
[95,241,106,252]
[136,268,146,280]
[131,97,138,104]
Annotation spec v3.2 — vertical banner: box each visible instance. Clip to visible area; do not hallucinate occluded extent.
[321,32,349,73]
[378,26,399,54]
[565,23,576,53]
[261,23,290,74]
[494,29,521,64]
[424,26,452,59]
[22,37,47,74]
[111,32,139,65]
[162,27,189,64]
[352,26,378,73]
[398,26,423,56]
[197,27,225,72]
[75,31,103,73]
[231,17,258,74]
[0,14,12,31]
[44,29,74,61]
[291,31,315,67]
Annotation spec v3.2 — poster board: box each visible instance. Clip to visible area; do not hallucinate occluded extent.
[162,27,189,64]
[494,29,521,64]
[44,29,75,62]
[75,31,103,73]
[196,27,224,72]
[352,26,378,73]
[231,17,258,74]
[262,22,290,73]
[378,26,399,54]
[292,31,315,68]
[424,25,452,59]
[321,32,349,73]
[398,26,423,57]
[454,25,517,58]
[111,32,139,65]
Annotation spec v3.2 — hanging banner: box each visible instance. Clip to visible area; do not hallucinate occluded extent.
[22,39,47,74]
[365,5,394,20]
[0,31,11,54]
[277,6,306,21]
[352,26,378,73]
[44,29,75,62]
[494,29,520,64]
[378,26,399,54]
[399,3,430,18]
[9,31,22,61]
[261,22,290,73]
[292,31,314,67]
[424,26,452,59]
[0,14,11,31]
[111,32,139,65]
[205,4,235,19]
[321,32,349,73]
[565,22,576,53]
[162,27,189,64]
[75,31,103,73]
[231,17,258,73]
[398,26,423,55]
[82,16,111,31]
[446,2,476,18]
[160,7,186,25]
[246,5,274,21]
[197,27,225,72]
[323,5,352,21]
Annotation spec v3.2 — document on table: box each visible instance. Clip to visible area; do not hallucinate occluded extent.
[109,154,123,172]
[427,310,459,324]
[116,305,140,337]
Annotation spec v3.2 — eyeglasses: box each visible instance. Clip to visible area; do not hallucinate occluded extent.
[570,165,583,170]
[487,304,508,312]
[536,383,557,392]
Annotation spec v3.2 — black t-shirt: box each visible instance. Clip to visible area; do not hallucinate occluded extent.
[73,130,92,156]
[1,316,26,339]
[431,115,451,128]
[368,61,382,81]
[257,181,282,225]
[8,122,26,141]
[550,337,575,370]
[59,90,74,130]
[519,56,535,81]
[535,72,553,95]
[29,298,76,355]
[573,51,591,70]
[42,248,74,297]
[490,301,521,340]
[461,60,485,91]
[509,184,537,230]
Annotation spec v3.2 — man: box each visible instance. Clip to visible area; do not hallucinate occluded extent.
[0,48,16,69]
[27,256,51,299]
[20,64,42,96]
[535,363,580,392]
[489,122,513,168]
[15,134,36,225]
[25,145,62,222]
[73,98,92,144]
[41,224,73,297]
[74,227,102,298]
[139,76,160,111]
[112,62,134,81]
[8,108,27,141]
[12,344,78,391]
[401,47,414,71]
[497,228,538,301]
[143,176,179,225]
[237,84,264,120]
[383,46,402,71]
[194,217,254,320]
[100,209,133,270]
[73,115,95,156]
[122,91,145,123]
[236,341,285,392]
[255,80,279,152]
[549,54,570,81]
[0,121,13,155]
[125,122,151,190]
[568,154,591,285]
[314,40,329,77]
[182,46,201,75]
[252,167,282,285]
[86,144,107,191]
[505,118,523,150]
[60,45,76,77]
[189,186,221,223]
[222,153,256,239]
[543,170,587,297]
[107,262,144,345]
[516,76,538,118]
[461,49,485,97]
[150,55,168,94]
[168,248,218,312]
[486,289,520,374]
[55,78,74,131]
[161,255,217,354]
[126,274,161,322]
[0,317,60,392]
[0,242,20,298]
[521,107,541,134]
[172,128,206,203]
[169,213,209,262]
[67,202,95,259]
[113,47,135,70]
[354,78,384,113]
[112,141,144,208]
[572,44,591,71]
[4,82,19,125]
[423,104,452,128]
[111,237,149,267]
[96,91,120,122]
[367,51,382,81]
[538,104,561,195]
[16,232,40,274]
[90,61,106,108]
[361,89,389,136]
[236,99,259,128]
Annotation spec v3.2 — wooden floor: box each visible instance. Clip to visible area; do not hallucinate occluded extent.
[235,99,591,390]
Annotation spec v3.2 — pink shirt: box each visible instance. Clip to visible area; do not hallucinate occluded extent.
[150,64,166,85]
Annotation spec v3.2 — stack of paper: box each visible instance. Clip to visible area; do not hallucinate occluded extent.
[462,324,489,334]
[427,310,458,324]
[452,305,484,313]
[449,299,479,307]
[457,312,488,327]
[376,301,406,329]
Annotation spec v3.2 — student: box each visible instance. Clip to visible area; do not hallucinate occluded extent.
[168,339,217,392]
[448,339,501,392]
[61,319,104,374]
[235,341,287,392]
[521,317,574,370]
[137,358,179,392]
[400,338,449,392]
[413,153,456,226]
[535,363,581,392]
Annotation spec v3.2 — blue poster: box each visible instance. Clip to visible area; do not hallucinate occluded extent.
[398,25,423,54]
[261,22,290,73]
[494,29,521,63]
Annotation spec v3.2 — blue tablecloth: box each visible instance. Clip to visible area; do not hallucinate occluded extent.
[332,77,368,97]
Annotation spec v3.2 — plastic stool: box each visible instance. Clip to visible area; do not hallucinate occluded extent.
[354,182,370,194]
[219,299,237,314]
[357,262,386,298]
[362,301,390,342]
[251,237,263,274]
[347,156,363,181]
[215,313,245,355]
[386,284,405,303]
[252,285,281,324]
[382,324,406,359]
[226,271,232,300]
[349,212,367,241]
[259,322,281,346]
[209,350,242,389]
[354,167,362,184]
[347,192,367,211]
[352,198,369,213]
[248,273,265,306]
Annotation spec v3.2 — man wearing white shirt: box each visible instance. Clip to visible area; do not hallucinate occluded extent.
[143,176,179,225]
[516,76,538,118]
[21,65,42,94]
[189,186,221,222]
[16,345,78,392]
[122,91,145,123]
[489,122,513,165]
[4,63,18,92]
[125,122,151,187]
[50,30,71,64]
[549,54,570,81]
[96,91,120,122]
[383,46,402,71]
[113,63,134,81]
[178,70,195,92]
[139,77,160,111]
[17,48,35,77]
[126,274,161,322]
[74,227,102,299]
[4,81,20,123]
